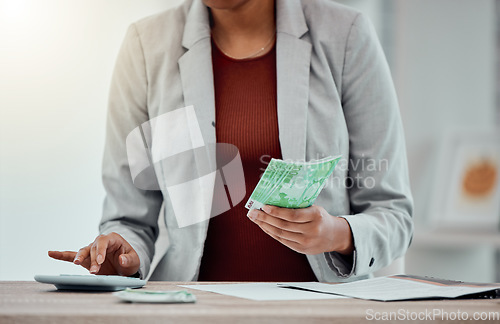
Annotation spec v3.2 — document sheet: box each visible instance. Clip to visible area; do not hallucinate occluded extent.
[278,275,500,301]
[179,283,347,301]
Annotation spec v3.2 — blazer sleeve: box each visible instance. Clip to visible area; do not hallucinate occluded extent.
[99,24,163,279]
[324,13,414,277]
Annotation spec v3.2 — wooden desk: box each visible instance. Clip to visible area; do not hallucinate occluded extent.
[1,281,499,323]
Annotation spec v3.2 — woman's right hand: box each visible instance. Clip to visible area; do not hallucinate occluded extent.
[48,232,140,277]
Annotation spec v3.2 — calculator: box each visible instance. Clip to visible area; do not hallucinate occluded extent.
[34,274,147,291]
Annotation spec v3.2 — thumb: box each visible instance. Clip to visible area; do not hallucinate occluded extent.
[118,253,140,275]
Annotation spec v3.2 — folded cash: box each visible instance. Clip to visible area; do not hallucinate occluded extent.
[113,288,196,303]
[245,155,341,211]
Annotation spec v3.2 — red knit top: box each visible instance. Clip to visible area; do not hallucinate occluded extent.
[197,40,317,282]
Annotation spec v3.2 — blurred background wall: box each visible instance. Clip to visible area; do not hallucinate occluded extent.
[340,0,499,283]
[391,0,499,283]
[0,0,184,279]
[1,0,499,281]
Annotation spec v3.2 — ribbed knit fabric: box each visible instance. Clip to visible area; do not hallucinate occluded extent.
[197,40,317,282]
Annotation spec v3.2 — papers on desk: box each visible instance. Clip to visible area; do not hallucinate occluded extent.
[179,283,347,301]
[279,275,500,302]
[181,275,499,302]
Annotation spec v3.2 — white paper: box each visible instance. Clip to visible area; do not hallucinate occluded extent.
[178,283,348,301]
[278,276,500,301]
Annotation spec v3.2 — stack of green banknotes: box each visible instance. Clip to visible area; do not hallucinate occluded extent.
[113,288,196,303]
[245,155,341,211]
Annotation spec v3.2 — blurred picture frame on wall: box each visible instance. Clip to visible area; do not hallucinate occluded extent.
[429,128,500,231]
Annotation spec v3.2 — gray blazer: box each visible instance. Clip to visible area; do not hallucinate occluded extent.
[100,0,413,282]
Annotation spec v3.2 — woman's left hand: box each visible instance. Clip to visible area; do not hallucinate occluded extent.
[247,205,354,255]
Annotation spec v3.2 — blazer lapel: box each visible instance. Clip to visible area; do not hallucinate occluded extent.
[178,0,216,148]
[176,1,216,229]
[276,0,311,161]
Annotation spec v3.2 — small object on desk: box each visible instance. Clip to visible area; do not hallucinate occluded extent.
[34,274,146,291]
[113,288,196,303]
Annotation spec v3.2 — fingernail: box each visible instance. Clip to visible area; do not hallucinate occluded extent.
[96,254,104,265]
[121,256,128,266]
[247,210,257,221]
[90,266,98,274]
[73,257,80,265]
[262,205,272,213]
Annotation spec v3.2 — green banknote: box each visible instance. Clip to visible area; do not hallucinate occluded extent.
[245,155,341,210]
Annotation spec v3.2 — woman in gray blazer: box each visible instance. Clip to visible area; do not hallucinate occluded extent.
[50,0,413,282]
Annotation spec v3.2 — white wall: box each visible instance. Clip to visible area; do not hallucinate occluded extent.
[393,0,497,226]
[392,0,498,282]
[0,0,182,280]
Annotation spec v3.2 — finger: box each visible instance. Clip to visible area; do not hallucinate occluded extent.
[117,253,140,276]
[90,234,114,274]
[73,246,90,265]
[261,205,314,223]
[48,250,77,262]
[95,236,111,266]
[119,254,129,268]
[248,209,305,234]
[256,221,305,253]
[89,241,101,274]
[253,219,304,244]
[112,233,141,276]
[90,234,124,274]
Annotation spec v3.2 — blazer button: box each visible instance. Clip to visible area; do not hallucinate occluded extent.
[212,121,216,127]
[369,258,375,267]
